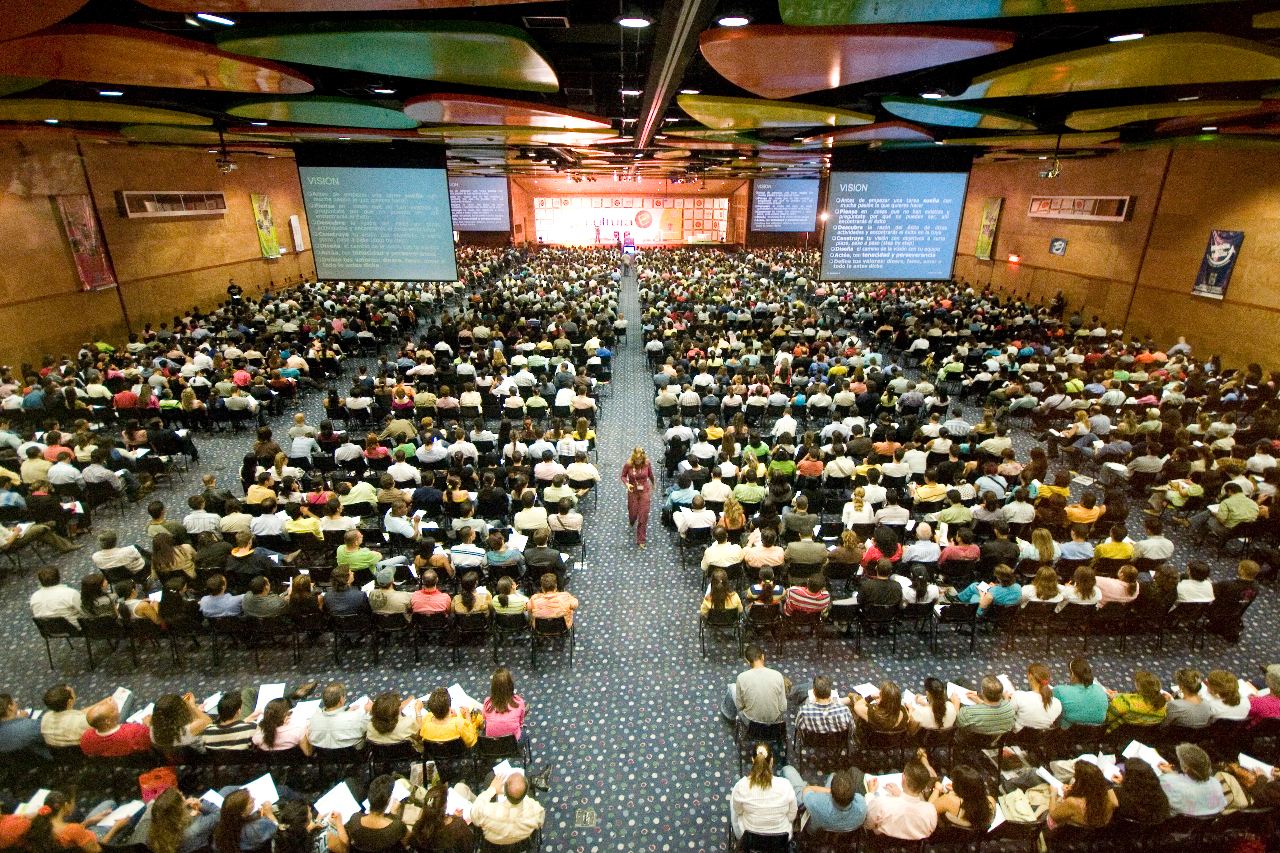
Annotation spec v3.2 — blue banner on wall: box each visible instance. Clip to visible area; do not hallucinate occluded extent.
[1191,229,1244,301]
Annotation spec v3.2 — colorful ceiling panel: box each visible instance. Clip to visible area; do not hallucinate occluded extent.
[415,125,620,145]
[802,121,934,144]
[1065,100,1260,131]
[218,21,557,93]
[227,96,419,128]
[698,24,1015,99]
[0,0,90,41]
[881,96,1035,129]
[676,94,873,129]
[948,33,1280,100]
[403,94,609,128]
[140,0,540,10]
[779,0,1239,27]
[0,25,313,94]
[0,99,212,125]
[942,132,1118,148]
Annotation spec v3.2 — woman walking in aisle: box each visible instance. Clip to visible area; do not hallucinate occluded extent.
[621,446,656,548]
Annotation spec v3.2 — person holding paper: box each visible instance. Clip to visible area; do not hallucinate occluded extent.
[1203,670,1250,721]
[307,684,370,750]
[1162,669,1211,729]
[1105,671,1168,730]
[342,775,408,853]
[953,676,1015,737]
[366,691,420,747]
[419,688,479,748]
[150,693,213,756]
[251,699,311,755]
[41,686,124,749]
[729,743,796,841]
[132,787,220,853]
[1111,761,1171,825]
[853,681,910,735]
[862,755,937,841]
[1158,743,1227,817]
[81,699,153,757]
[404,785,473,853]
[1046,761,1117,829]
[469,768,544,847]
[211,789,277,853]
[917,756,994,832]
[25,790,135,851]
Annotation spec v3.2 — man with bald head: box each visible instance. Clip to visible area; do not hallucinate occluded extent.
[470,769,545,846]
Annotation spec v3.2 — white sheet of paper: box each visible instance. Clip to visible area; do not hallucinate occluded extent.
[96,800,145,827]
[255,683,286,713]
[989,801,1006,832]
[201,790,224,808]
[997,674,1016,696]
[863,773,903,800]
[1238,753,1276,777]
[444,787,472,822]
[492,759,525,778]
[291,700,321,725]
[1036,767,1065,794]
[242,773,279,809]
[314,782,362,824]
[111,687,132,712]
[127,703,154,724]
[387,779,412,812]
[201,693,223,714]
[17,790,50,817]
[448,684,479,712]
[348,695,370,711]
[1077,753,1122,783]
[1238,679,1259,698]
[946,683,976,706]
[1121,741,1166,772]
[852,683,880,699]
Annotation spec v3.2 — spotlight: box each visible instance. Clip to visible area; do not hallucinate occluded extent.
[717,15,749,26]
[1108,32,1144,42]
[196,12,236,25]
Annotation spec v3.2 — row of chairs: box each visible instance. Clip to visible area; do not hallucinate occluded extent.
[34,609,575,672]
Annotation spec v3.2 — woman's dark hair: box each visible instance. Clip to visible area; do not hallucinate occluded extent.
[151,530,178,572]
[213,789,253,853]
[1071,761,1112,827]
[496,576,515,608]
[151,693,194,750]
[873,525,899,557]
[80,573,108,609]
[426,687,450,720]
[370,691,402,736]
[709,567,732,610]
[950,765,992,829]
[366,775,395,814]
[1115,759,1171,824]
[406,785,449,850]
[272,800,315,853]
[869,680,906,732]
[923,677,949,729]
[459,572,479,611]
[489,668,516,714]
[755,568,777,604]
[25,790,72,853]
[258,697,291,749]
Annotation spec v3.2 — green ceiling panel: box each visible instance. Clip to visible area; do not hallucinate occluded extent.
[881,96,1035,129]
[0,76,48,97]
[779,0,1239,27]
[0,98,211,125]
[219,21,557,93]
[227,96,419,128]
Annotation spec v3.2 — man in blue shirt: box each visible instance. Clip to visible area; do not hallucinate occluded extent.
[0,693,48,759]
[1059,525,1095,561]
[1052,657,1110,728]
[198,573,244,618]
[779,767,867,834]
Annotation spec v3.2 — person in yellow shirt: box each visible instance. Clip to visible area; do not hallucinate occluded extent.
[283,503,323,540]
[244,471,276,505]
[1035,471,1072,504]
[1093,524,1134,561]
[1065,493,1105,526]
[419,687,480,747]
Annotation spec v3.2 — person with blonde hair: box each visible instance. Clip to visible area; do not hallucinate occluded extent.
[1203,669,1249,721]
[729,743,796,840]
[620,446,655,548]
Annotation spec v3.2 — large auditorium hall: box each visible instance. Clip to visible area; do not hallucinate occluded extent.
[0,2,1278,852]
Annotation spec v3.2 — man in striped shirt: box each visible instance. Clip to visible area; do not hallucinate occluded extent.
[783,574,831,617]
[954,675,1016,737]
[794,676,853,735]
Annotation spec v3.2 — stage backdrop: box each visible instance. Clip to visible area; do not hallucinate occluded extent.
[532,196,728,246]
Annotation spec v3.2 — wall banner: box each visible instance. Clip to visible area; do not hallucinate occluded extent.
[251,193,280,258]
[55,194,116,291]
[975,196,1002,260]
[1191,229,1244,301]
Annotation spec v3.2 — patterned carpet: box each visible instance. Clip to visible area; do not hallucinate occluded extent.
[2,261,1275,853]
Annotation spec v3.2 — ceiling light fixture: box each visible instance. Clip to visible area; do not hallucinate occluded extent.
[717,15,749,26]
[338,136,351,140]
[1178,95,1200,101]
[680,89,700,95]
[371,87,396,95]
[921,92,944,100]
[196,12,236,25]
[1202,126,1217,131]
[44,118,58,124]
[616,13,651,28]
[1108,32,1144,42]
[621,89,642,96]
[99,90,124,97]
[251,121,268,126]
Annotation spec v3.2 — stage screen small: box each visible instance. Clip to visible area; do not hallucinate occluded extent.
[750,178,819,232]
[821,171,969,280]
[448,177,511,231]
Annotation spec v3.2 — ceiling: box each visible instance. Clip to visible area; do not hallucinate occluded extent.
[3,0,1280,180]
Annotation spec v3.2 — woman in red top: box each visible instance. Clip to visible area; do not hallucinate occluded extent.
[26,790,133,853]
[621,446,656,548]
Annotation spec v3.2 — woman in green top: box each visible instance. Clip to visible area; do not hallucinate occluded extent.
[1105,670,1167,731]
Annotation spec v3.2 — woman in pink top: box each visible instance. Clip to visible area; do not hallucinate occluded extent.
[251,698,312,755]
[620,447,656,547]
[482,668,528,744]
[1095,565,1140,605]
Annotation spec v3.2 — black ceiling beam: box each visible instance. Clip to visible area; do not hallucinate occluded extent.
[632,0,720,149]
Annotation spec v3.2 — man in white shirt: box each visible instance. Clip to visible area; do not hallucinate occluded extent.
[1132,517,1174,563]
[183,495,222,536]
[675,496,717,537]
[383,501,418,541]
[30,566,83,625]
[387,451,421,486]
[1176,560,1215,603]
[701,526,744,575]
[700,471,732,503]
